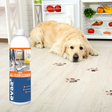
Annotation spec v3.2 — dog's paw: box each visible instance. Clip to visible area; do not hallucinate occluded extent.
[90,49,99,56]
[49,43,60,55]
[63,53,68,59]
[36,44,43,49]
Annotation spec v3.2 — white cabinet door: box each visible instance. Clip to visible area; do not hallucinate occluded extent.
[5,0,21,44]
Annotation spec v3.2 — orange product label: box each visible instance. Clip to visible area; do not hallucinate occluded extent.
[9,48,31,50]
[9,71,31,77]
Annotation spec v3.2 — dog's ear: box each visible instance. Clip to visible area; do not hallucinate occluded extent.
[60,42,67,56]
[50,42,67,56]
[79,38,89,58]
[83,41,90,58]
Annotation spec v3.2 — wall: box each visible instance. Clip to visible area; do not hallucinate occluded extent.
[0,9,7,33]
[0,0,5,3]
[20,0,33,37]
[0,0,7,33]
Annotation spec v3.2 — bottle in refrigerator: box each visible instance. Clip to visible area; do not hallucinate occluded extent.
[65,16,72,26]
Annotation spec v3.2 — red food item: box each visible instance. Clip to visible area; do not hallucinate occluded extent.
[47,5,54,12]
[88,28,95,33]
[55,5,61,12]
[108,22,112,27]
[97,7,104,13]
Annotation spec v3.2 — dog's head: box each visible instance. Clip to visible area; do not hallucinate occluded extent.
[61,38,89,62]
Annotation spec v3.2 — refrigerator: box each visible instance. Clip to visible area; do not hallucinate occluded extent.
[42,0,80,29]
[81,0,112,39]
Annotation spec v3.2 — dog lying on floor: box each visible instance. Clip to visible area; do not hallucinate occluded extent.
[29,20,98,62]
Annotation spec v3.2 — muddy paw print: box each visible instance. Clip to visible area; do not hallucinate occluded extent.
[53,63,66,66]
[87,68,98,72]
[65,78,80,83]
[105,90,112,95]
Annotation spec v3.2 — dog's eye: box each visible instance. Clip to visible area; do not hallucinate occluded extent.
[80,46,83,50]
[70,46,74,49]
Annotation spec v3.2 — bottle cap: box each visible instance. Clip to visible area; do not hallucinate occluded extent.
[16,29,25,36]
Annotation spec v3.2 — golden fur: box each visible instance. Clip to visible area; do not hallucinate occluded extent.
[29,20,98,62]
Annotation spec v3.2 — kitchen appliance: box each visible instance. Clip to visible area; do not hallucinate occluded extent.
[42,0,80,29]
[81,0,112,39]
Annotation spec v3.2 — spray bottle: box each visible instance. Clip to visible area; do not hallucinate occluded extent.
[9,29,31,105]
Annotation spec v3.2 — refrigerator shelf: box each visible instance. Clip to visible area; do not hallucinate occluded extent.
[85,35,112,39]
[86,25,112,29]
[86,26,112,29]
[86,27,112,29]
[85,28,112,36]
[86,33,112,36]
[44,12,64,14]
[96,13,112,15]
[89,18,112,21]
[85,20,112,29]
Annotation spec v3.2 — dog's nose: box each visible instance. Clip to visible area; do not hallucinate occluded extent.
[73,54,79,62]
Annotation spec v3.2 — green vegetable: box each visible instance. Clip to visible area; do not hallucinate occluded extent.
[34,0,42,4]
[84,8,96,19]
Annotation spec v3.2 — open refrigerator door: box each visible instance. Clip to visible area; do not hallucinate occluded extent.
[42,0,80,29]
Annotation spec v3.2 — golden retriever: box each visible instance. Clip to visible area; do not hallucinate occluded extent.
[29,20,98,62]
